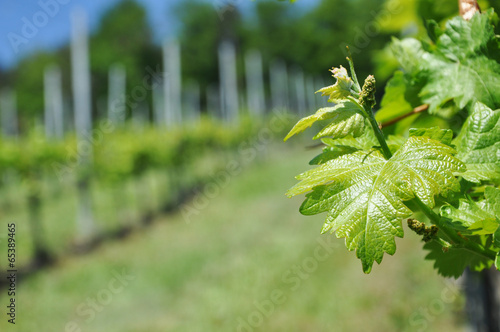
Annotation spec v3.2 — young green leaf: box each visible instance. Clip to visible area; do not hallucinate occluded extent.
[453,102,500,182]
[420,51,500,115]
[483,187,500,248]
[425,187,500,277]
[309,145,359,165]
[309,128,379,165]
[390,38,425,75]
[314,111,365,140]
[425,11,500,112]
[286,136,465,273]
[484,187,500,219]
[424,19,443,43]
[316,66,357,103]
[284,101,365,141]
[322,125,378,151]
[409,127,454,146]
[388,10,500,117]
[441,198,499,235]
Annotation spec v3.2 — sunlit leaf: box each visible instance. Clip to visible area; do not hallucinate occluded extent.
[316,66,357,103]
[287,136,464,273]
[284,100,365,141]
[453,102,500,182]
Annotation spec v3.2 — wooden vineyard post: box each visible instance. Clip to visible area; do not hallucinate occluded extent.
[245,49,266,118]
[0,89,18,138]
[153,82,165,127]
[108,64,126,126]
[218,41,239,124]
[44,65,64,139]
[305,76,317,115]
[184,81,201,124]
[162,39,182,127]
[270,60,289,110]
[292,67,306,117]
[71,8,95,241]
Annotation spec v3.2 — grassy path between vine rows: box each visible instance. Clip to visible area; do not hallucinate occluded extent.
[1,144,465,332]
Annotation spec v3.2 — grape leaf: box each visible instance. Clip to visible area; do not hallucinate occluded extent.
[316,66,357,103]
[286,136,465,273]
[386,125,457,157]
[390,38,426,75]
[323,125,378,149]
[453,102,500,182]
[423,11,500,113]
[309,145,359,165]
[484,187,500,220]
[441,199,498,235]
[421,52,500,115]
[309,127,379,165]
[484,187,500,248]
[284,101,365,141]
[424,19,443,43]
[425,187,500,278]
[388,10,500,116]
[314,112,365,140]
[409,127,453,146]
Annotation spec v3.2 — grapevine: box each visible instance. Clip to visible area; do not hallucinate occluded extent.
[285,8,500,277]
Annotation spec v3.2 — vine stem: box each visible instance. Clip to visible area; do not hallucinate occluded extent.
[348,95,392,159]
[367,113,392,159]
[412,197,497,261]
[380,104,429,129]
[360,102,392,159]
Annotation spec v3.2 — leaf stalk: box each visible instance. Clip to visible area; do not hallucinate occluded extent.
[412,197,496,261]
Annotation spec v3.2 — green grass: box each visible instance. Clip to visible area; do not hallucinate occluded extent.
[0,144,466,331]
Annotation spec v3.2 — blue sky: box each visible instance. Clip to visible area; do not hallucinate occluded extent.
[0,0,317,70]
[0,0,177,70]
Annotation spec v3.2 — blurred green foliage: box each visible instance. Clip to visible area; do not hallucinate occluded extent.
[2,0,500,132]
[90,0,158,115]
[0,115,268,184]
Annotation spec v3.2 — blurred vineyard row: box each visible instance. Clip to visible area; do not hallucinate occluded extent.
[0,118,258,179]
[0,115,292,275]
